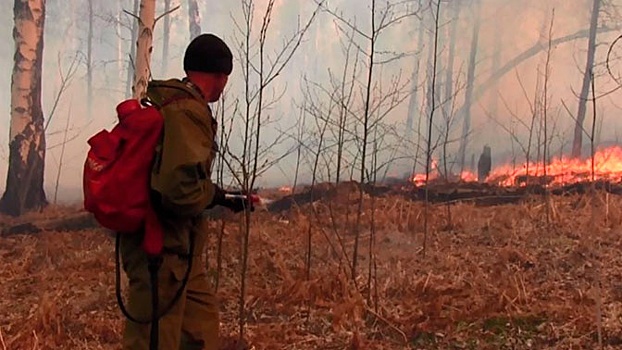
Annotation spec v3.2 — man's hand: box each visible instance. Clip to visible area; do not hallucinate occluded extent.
[206,186,256,213]
[222,194,255,213]
[206,185,226,209]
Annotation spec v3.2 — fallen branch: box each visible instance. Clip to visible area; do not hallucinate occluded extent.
[1,211,98,236]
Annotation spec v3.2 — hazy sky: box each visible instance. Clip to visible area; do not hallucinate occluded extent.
[0,0,621,203]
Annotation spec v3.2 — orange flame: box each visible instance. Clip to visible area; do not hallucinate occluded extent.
[411,145,622,187]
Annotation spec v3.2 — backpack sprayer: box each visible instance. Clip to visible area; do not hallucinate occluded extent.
[84,98,259,350]
[84,98,181,350]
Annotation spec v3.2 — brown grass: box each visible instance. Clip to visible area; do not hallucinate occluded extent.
[2,192,622,349]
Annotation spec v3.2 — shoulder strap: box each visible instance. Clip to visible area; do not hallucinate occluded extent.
[140,95,193,110]
[158,96,193,110]
[148,94,195,177]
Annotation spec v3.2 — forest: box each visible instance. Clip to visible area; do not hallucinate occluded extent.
[2,0,622,349]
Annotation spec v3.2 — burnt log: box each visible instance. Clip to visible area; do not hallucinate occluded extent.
[264,179,622,213]
[1,211,100,236]
[410,180,622,205]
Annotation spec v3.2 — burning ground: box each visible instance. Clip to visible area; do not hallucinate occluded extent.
[413,145,622,187]
[2,188,622,349]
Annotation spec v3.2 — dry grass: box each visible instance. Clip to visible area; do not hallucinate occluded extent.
[2,191,622,349]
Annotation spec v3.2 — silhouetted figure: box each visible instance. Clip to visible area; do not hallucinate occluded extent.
[477,145,491,182]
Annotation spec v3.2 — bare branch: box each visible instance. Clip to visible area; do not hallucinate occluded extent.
[155,4,180,24]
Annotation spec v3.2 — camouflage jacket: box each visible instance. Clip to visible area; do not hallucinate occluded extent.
[144,78,218,254]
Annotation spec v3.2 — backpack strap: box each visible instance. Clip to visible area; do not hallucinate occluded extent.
[148,94,196,179]
[140,95,193,110]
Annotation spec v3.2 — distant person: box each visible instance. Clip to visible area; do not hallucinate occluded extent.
[119,33,252,350]
[477,145,491,183]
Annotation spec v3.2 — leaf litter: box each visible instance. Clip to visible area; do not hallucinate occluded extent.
[1,191,622,349]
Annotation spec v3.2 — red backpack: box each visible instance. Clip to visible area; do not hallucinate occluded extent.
[83,98,169,256]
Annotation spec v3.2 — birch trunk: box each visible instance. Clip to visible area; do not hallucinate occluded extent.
[188,0,201,40]
[1,0,47,216]
[125,0,139,98]
[572,0,601,158]
[132,0,156,100]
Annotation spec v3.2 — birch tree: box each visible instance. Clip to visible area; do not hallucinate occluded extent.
[125,0,139,97]
[131,0,156,99]
[0,0,48,216]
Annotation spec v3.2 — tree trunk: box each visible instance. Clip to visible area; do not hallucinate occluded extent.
[125,0,139,98]
[117,0,124,90]
[1,0,48,217]
[452,25,614,134]
[188,0,201,40]
[424,14,437,157]
[444,0,460,117]
[132,0,156,100]
[440,1,460,178]
[87,0,93,118]
[489,9,501,118]
[571,0,601,158]
[68,0,78,53]
[458,0,481,172]
[405,19,425,140]
[433,16,444,114]
[161,0,171,76]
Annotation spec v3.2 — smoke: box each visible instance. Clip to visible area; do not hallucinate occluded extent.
[0,0,621,203]
[468,0,619,161]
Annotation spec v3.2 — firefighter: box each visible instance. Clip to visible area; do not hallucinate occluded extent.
[119,33,251,350]
[477,145,492,182]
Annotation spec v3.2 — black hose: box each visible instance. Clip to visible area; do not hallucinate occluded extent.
[147,256,162,350]
[114,231,195,324]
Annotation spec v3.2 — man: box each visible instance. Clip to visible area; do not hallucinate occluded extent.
[477,145,492,183]
[119,33,250,350]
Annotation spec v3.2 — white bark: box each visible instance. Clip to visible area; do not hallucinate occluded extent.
[132,0,156,99]
[10,0,45,147]
[126,0,139,97]
[2,0,48,216]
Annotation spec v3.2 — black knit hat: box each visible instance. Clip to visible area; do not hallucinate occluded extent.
[184,33,233,75]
